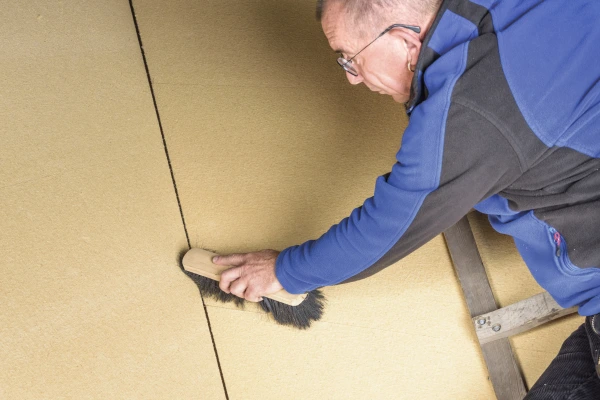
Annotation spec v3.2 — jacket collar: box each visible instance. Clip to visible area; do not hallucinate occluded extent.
[405,0,449,113]
[405,0,491,113]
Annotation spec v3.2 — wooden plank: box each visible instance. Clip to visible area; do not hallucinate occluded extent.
[444,217,497,316]
[444,216,527,400]
[481,339,528,399]
[473,291,578,344]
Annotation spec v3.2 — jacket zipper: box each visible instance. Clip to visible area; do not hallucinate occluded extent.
[549,227,562,257]
[553,231,561,257]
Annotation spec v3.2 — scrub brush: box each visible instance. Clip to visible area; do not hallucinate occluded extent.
[181,248,325,329]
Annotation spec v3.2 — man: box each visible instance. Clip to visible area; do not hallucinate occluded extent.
[214,0,600,396]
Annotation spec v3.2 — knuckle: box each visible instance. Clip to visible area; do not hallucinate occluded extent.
[219,271,230,281]
[221,268,234,279]
[223,266,242,280]
[245,293,258,302]
[239,265,250,276]
[229,280,247,298]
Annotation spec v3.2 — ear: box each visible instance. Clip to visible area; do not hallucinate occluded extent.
[389,28,422,64]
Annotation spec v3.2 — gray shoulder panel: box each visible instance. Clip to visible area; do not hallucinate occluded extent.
[453,28,600,268]
[451,32,550,171]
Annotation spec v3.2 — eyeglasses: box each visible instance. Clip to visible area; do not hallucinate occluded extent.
[337,23,421,77]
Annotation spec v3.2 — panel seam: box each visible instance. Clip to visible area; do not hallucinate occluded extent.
[127,2,230,399]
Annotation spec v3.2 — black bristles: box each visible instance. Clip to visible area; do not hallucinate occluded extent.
[179,251,326,329]
[183,270,246,307]
[259,290,325,329]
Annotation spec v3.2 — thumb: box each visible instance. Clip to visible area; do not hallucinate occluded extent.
[212,253,246,266]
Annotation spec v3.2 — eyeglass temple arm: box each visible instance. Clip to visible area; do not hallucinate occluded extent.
[383,24,421,36]
[343,23,422,67]
[362,24,422,57]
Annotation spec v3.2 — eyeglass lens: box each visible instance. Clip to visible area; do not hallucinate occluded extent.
[337,57,358,76]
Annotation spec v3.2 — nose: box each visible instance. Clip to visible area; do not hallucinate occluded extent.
[346,71,363,85]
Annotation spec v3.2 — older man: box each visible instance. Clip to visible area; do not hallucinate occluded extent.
[214,0,600,396]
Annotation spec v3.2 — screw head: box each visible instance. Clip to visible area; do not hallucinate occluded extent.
[492,324,502,332]
[477,318,487,325]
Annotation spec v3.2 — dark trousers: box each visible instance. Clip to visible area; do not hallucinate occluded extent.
[524,315,600,399]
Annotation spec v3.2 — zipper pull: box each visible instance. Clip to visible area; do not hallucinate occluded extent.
[553,231,561,257]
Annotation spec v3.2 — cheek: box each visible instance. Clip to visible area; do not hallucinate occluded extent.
[376,64,410,93]
[362,61,393,86]
[360,54,412,95]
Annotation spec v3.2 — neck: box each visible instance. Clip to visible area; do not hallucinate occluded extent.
[417,8,440,40]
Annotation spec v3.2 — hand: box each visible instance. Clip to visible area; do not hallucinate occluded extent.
[213,249,283,302]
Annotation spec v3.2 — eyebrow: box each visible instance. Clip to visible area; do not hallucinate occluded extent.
[334,48,349,55]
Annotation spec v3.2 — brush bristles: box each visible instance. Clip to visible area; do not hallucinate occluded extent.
[259,291,325,329]
[183,271,246,307]
[182,270,325,329]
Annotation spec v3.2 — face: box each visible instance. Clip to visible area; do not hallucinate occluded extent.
[322,4,416,103]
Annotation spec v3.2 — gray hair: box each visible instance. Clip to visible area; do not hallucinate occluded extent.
[316,0,442,31]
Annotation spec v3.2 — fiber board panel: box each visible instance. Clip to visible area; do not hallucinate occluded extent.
[0,1,226,398]
[132,0,571,396]
[137,33,496,400]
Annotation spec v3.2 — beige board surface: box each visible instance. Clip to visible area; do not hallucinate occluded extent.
[133,0,584,398]
[1,1,225,399]
[133,1,497,399]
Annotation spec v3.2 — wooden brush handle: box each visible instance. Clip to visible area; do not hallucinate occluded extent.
[182,248,308,306]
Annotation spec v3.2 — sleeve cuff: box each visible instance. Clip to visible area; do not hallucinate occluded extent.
[275,247,312,295]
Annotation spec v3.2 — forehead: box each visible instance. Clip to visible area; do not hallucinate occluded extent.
[321,3,355,54]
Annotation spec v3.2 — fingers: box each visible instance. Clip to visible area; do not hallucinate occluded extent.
[213,250,279,303]
[215,253,247,294]
[222,272,263,302]
[228,276,247,298]
[219,266,242,293]
[243,286,264,303]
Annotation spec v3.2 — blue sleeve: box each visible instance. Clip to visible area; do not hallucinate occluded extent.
[275,96,524,294]
[275,97,448,294]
